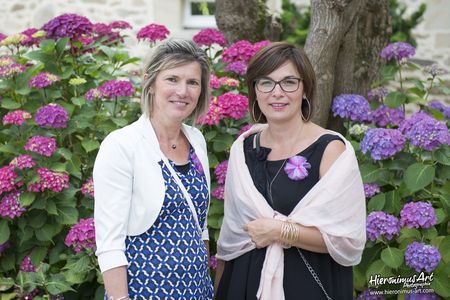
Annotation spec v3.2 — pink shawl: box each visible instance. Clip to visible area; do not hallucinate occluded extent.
[216,124,366,300]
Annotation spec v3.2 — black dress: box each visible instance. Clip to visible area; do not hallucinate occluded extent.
[216,133,353,300]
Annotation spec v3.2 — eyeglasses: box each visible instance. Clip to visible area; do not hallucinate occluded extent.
[255,77,302,93]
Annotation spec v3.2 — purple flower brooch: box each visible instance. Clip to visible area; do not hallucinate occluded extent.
[284,155,311,180]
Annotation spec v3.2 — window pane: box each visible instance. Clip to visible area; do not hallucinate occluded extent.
[191,1,216,16]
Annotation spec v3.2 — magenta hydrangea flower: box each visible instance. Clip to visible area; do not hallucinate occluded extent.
[222,40,256,63]
[20,28,42,47]
[24,136,57,157]
[93,23,122,44]
[190,151,204,175]
[99,80,135,98]
[284,155,311,181]
[403,115,450,151]
[0,63,26,78]
[405,242,441,273]
[217,92,249,120]
[366,211,400,241]
[224,61,247,76]
[214,160,228,184]
[332,94,371,122]
[20,256,36,272]
[196,96,223,125]
[81,178,94,198]
[428,100,450,119]
[360,128,405,160]
[136,23,170,43]
[212,185,224,200]
[370,105,405,127]
[209,74,221,89]
[0,33,6,42]
[85,88,102,101]
[65,218,95,253]
[10,154,36,170]
[35,103,69,128]
[253,40,271,52]
[380,42,416,61]
[2,110,32,126]
[193,28,227,47]
[218,77,240,88]
[0,191,26,219]
[110,20,132,30]
[27,168,69,193]
[42,13,93,40]
[29,72,60,89]
[364,183,380,198]
[367,87,389,102]
[0,166,18,195]
[209,254,218,269]
[400,201,436,229]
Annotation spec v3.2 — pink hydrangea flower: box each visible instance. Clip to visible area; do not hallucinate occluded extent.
[217,92,249,120]
[24,136,57,157]
[224,61,247,76]
[0,63,26,78]
[209,254,218,269]
[222,40,255,63]
[209,74,221,89]
[218,77,240,87]
[196,96,224,125]
[0,165,18,195]
[0,56,15,67]
[85,88,102,101]
[99,79,135,98]
[253,40,271,52]
[212,185,224,200]
[214,160,228,184]
[193,28,227,47]
[284,155,311,180]
[28,72,60,89]
[20,256,36,272]
[136,23,170,43]
[10,154,36,170]
[65,218,95,252]
[110,20,132,30]
[0,190,26,219]
[27,168,69,193]
[2,110,32,126]
[81,178,94,198]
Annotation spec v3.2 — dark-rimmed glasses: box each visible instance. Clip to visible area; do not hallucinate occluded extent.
[255,77,302,93]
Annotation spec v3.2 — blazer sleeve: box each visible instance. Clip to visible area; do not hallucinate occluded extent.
[93,132,133,273]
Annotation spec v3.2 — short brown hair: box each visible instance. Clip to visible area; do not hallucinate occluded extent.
[246,42,316,123]
[141,38,210,123]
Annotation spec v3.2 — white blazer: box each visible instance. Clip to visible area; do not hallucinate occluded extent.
[93,114,210,273]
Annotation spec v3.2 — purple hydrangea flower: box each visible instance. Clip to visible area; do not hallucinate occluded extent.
[222,40,256,63]
[85,88,102,101]
[191,151,204,175]
[42,13,93,40]
[400,201,436,229]
[99,80,135,98]
[24,136,57,157]
[405,242,441,273]
[209,254,218,269]
[0,63,26,78]
[380,42,416,61]
[20,256,36,272]
[284,155,311,181]
[2,110,32,126]
[35,103,69,128]
[64,218,95,252]
[367,87,389,102]
[403,115,449,151]
[110,20,132,30]
[27,168,69,193]
[214,160,228,184]
[0,165,17,195]
[20,28,43,47]
[361,128,405,160]
[136,23,169,43]
[0,241,11,257]
[356,289,385,300]
[29,72,60,89]
[399,112,433,133]
[224,61,247,76]
[428,100,450,119]
[364,183,380,198]
[212,185,224,200]
[193,28,227,47]
[10,154,36,170]
[81,178,94,198]
[366,211,400,241]
[370,105,405,127]
[332,94,371,122]
[0,191,26,219]
[405,292,441,300]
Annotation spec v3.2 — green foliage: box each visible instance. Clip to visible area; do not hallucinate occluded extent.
[389,0,426,46]
[280,0,310,46]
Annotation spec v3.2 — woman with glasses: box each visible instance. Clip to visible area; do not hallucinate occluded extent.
[215,42,366,300]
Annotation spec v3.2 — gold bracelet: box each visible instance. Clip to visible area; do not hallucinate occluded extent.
[280,221,300,248]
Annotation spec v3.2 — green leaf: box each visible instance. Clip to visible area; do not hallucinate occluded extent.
[398,227,421,242]
[56,148,72,160]
[404,163,435,193]
[212,134,234,152]
[50,162,67,173]
[359,164,388,183]
[204,130,217,141]
[0,277,15,291]
[439,236,450,263]
[19,192,36,207]
[422,227,438,240]
[367,193,386,211]
[30,247,47,265]
[0,144,18,155]
[435,147,450,166]
[380,247,403,269]
[0,98,21,109]
[385,91,407,108]
[39,39,56,53]
[0,220,10,244]
[82,139,100,153]
[111,117,128,127]
[366,259,393,281]
[71,97,86,107]
[431,272,450,298]
[46,274,75,294]
[56,37,69,54]
[383,190,401,214]
[55,206,78,225]
[46,200,58,215]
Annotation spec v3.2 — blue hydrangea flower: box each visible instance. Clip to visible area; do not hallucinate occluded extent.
[380,42,416,61]
[366,211,400,241]
[361,128,405,160]
[332,94,371,122]
[405,242,441,273]
[403,115,450,151]
[400,201,436,229]
[428,100,450,119]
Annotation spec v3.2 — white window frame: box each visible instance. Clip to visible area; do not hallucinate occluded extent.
[183,0,217,28]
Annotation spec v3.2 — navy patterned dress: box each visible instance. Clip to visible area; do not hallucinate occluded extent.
[124,148,213,299]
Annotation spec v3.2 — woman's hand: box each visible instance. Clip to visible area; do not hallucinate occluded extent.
[243,218,282,248]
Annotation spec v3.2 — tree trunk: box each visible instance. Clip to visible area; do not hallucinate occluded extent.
[215,0,281,43]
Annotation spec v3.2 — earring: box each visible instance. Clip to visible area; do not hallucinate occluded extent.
[252,101,263,123]
[301,96,311,122]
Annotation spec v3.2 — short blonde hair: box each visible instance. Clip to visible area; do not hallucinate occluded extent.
[141,38,211,123]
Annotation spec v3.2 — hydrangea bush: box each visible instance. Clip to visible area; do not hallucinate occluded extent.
[333,41,449,299]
